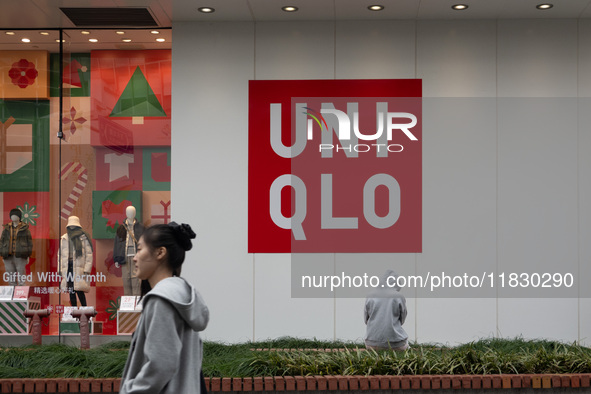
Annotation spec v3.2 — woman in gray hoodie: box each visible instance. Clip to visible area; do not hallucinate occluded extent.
[120,222,209,394]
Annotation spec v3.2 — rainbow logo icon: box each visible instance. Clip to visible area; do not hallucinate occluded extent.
[303,107,328,131]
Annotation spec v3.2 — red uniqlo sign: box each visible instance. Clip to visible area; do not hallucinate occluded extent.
[248,80,422,253]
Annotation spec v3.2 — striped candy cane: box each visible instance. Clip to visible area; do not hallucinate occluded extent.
[60,162,88,220]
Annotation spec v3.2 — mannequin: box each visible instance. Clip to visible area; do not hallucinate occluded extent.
[0,208,33,286]
[60,216,93,307]
[113,206,144,295]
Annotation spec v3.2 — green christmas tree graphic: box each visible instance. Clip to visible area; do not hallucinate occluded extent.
[109,66,166,120]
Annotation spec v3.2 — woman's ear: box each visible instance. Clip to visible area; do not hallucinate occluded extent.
[156,246,167,261]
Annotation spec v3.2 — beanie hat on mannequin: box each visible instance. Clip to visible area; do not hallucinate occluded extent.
[9,208,21,220]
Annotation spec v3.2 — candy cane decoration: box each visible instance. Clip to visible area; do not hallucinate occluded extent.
[60,162,88,220]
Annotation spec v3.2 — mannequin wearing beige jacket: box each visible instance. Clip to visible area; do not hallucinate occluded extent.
[59,216,93,307]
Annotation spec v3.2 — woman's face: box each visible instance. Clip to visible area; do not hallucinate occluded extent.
[133,236,161,281]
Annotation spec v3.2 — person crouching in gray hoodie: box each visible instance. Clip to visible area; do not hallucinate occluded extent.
[364,270,409,351]
[120,222,209,394]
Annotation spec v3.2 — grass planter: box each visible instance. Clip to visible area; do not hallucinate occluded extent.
[1,337,591,389]
[207,337,591,377]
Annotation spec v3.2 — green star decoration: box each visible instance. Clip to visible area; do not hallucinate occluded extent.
[17,202,40,226]
[106,297,121,321]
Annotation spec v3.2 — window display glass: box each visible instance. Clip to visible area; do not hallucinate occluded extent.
[0,28,171,336]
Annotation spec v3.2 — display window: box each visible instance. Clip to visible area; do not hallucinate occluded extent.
[0,29,171,336]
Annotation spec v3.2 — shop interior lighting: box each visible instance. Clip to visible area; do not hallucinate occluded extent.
[122,38,132,42]
[21,38,31,43]
[5,32,15,35]
[116,31,125,35]
[156,38,166,42]
[88,38,98,42]
[452,4,468,10]
[368,5,384,11]
[282,6,298,12]
[81,31,91,35]
[198,7,215,13]
[39,32,50,36]
[536,3,553,9]
[151,30,160,34]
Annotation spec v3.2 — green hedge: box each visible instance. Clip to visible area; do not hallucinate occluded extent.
[1,338,591,379]
[242,338,591,377]
[0,342,129,379]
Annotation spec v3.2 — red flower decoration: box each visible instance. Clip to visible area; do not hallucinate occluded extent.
[8,58,38,89]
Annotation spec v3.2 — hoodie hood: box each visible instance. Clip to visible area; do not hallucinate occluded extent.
[144,276,209,332]
[379,269,401,292]
[367,269,403,298]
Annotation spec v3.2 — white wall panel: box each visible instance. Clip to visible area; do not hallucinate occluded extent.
[255,21,335,80]
[498,299,578,341]
[172,22,255,342]
[335,20,415,79]
[418,98,498,346]
[497,20,578,97]
[416,299,497,344]
[577,98,591,343]
[497,99,578,295]
[252,20,336,341]
[417,20,497,97]
[420,98,497,299]
[579,299,591,345]
[335,298,368,343]
[578,30,591,344]
[577,22,591,345]
[254,254,335,340]
[578,20,591,97]
[497,97,578,338]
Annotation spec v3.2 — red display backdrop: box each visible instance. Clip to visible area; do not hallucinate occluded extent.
[249,80,422,253]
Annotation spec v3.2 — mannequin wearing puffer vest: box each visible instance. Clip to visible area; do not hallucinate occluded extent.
[113,206,144,296]
[0,208,33,286]
[59,216,93,307]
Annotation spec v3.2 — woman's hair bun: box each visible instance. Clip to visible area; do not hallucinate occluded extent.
[168,221,196,251]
